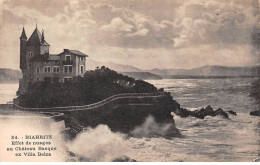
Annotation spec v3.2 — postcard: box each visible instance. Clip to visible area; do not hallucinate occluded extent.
[0,0,259,162]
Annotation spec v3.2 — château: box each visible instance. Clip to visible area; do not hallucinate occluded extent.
[18,25,88,94]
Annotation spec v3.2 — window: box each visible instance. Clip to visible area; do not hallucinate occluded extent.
[53,77,60,83]
[64,65,72,73]
[80,57,85,61]
[45,61,49,64]
[80,65,84,74]
[29,63,32,68]
[65,55,71,61]
[53,66,60,73]
[44,66,51,73]
[64,77,72,83]
[54,61,60,64]
[36,78,40,81]
[36,67,40,73]
[28,52,33,57]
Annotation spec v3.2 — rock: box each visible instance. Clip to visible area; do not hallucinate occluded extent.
[250,110,260,116]
[174,108,192,118]
[227,110,237,116]
[112,156,137,162]
[66,151,91,162]
[193,105,215,119]
[63,93,182,140]
[215,108,229,119]
[253,157,260,162]
[174,105,229,119]
[205,105,214,112]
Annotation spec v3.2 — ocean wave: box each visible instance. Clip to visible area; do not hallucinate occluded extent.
[130,115,181,139]
[66,125,131,162]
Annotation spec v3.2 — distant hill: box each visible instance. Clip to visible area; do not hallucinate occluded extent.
[1,64,258,83]
[181,65,259,77]
[148,68,186,76]
[148,65,260,78]
[121,72,162,80]
[86,59,142,72]
[0,68,22,83]
[86,59,260,79]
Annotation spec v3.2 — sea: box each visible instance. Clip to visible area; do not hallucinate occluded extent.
[0,78,259,162]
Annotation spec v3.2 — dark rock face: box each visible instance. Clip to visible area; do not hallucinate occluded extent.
[112,156,137,162]
[227,110,237,116]
[175,105,229,119]
[66,151,92,162]
[250,110,260,116]
[16,67,160,108]
[215,108,229,119]
[63,93,182,140]
[174,108,191,118]
[193,105,215,118]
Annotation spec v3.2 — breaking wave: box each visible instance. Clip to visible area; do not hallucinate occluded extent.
[66,125,131,162]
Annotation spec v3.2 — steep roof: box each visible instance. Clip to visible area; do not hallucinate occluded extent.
[20,27,27,39]
[27,28,42,45]
[70,50,88,57]
[41,40,50,46]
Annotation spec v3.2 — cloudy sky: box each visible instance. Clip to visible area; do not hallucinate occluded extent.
[0,0,259,70]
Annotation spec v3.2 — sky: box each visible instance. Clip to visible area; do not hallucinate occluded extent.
[0,0,260,70]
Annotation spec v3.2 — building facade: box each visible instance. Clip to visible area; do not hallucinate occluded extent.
[18,26,88,94]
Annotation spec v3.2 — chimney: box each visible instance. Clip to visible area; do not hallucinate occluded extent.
[41,30,45,43]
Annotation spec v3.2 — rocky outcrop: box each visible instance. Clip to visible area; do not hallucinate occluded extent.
[227,110,237,116]
[175,105,229,119]
[15,67,233,141]
[62,93,182,140]
[214,108,229,119]
[250,110,260,116]
[112,156,137,162]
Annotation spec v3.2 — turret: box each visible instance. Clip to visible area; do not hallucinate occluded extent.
[20,27,27,40]
[20,27,27,70]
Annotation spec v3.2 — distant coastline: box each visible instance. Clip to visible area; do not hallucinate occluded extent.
[0,68,22,83]
[1,64,259,83]
[164,75,259,79]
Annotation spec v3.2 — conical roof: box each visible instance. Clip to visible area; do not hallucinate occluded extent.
[27,28,42,45]
[20,27,27,39]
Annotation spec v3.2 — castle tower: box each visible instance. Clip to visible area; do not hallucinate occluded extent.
[20,27,27,72]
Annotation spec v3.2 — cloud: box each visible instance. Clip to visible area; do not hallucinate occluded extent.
[82,3,178,48]
[2,0,69,16]
[66,0,258,50]
[0,0,259,70]
[172,0,258,48]
[127,28,149,37]
[100,17,133,32]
